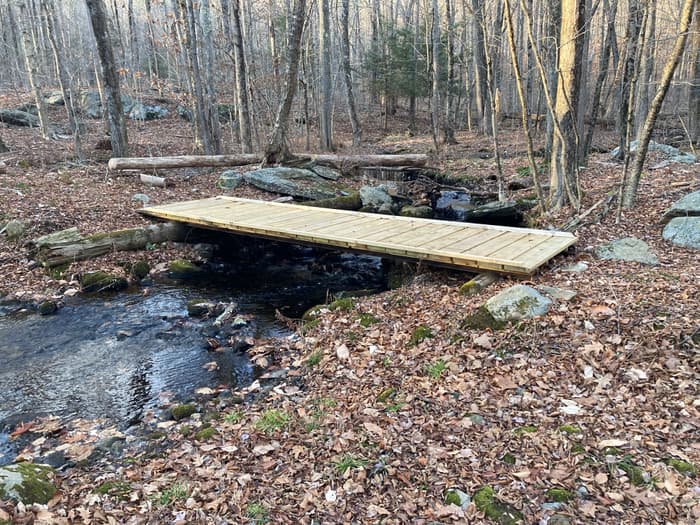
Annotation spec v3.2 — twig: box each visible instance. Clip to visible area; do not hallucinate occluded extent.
[562,193,615,232]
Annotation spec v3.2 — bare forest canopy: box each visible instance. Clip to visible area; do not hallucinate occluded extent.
[0,0,698,209]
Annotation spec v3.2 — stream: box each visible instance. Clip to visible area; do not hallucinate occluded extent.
[0,246,385,465]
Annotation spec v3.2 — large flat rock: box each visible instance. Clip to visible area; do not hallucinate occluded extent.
[243,167,344,200]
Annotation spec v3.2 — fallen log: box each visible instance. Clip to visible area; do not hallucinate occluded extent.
[107,153,429,171]
[32,222,189,267]
[458,272,499,295]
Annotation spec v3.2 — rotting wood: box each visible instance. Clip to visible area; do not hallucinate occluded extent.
[32,222,188,267]
[139,173,169,187]
[107,153,429,171]
[458,272,499,295]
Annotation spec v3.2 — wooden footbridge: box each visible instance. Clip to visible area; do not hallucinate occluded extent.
[139,196,576,275]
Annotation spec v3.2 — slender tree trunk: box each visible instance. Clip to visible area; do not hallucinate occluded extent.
[225,0,253,152]
[622,0,695,208]
[264,0,307,164]
[409,0,419,132]
[18,1,50,139]
[471,0,491,134]
[431,0,441,150]
[318,0,334,150]
[549,0,585,209]
[615,0,643,161]
[689,3,700,144]
[341,0,361,146]
[635,2,656,136]
[199,0,222,153]
[544,0,561,157]
[444,0,457,144]
[85,0,128,156]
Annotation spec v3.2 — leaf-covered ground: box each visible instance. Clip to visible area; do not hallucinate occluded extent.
[1,96,698,523]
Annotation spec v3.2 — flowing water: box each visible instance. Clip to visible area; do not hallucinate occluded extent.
[0,248,384,464]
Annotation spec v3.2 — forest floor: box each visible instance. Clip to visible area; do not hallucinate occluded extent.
[1,94,699,524]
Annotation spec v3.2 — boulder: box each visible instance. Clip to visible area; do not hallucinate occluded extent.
[0,462,56,504]
[594,237,658,265]
[611,140,696,164]
[79,90,102,118]
[662,217,700,250]
[660,190,700,224]
[433,190,475,221]
[128,102,169,121]
[309,164,341,181]
[43,90,65,106]
[399,205,434,218]
[243,167,343,200]
[359,185,394,213]
[80,271,129,293]
[0,109,39,127]
[485,285,552,322]
[463,200,523,226]
[218,170,243,190]
[1,219,27,240]
[132,193,151,205]
[177,104,193,121]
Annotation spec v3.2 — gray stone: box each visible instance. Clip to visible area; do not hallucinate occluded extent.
[561,261,589,273]
[176,104,193,121]
[485,284,552,322]
[128,102,169,120]
[463,200,523,226]
[79,90,103,118]
[611,140,696,164]
[662,217,700,250]
[0,462,56,504]
[132,193,150,205]
[660,190,700,224]
[359,185,393,212]
[536,285,577,301]
[218,170,243,190]
[594,237,658,265]
[43,90,65,106]
[309,165,341,181]
[243,167,342,200]
[0,109,39,127]
[2,219,27,240]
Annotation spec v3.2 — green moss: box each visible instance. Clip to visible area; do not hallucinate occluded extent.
[306,350,323,367]
[329,297,355,311]
[544,488,575,503]
[194,427,218,441]
[47,263,69,280]
[179,425,192,436]
[301,318,320,331]
[0,463,56,505]
[409,325,433,346]
[666,458,697,477]
[473,486,523,525]
[94,480,132,499]
[558,424,581,434]
[513,425,537,434]
[376,387,397,403]
[80,271,128,293]
[357,312,379,327]
[186,298,210,317]
[399,205,434,218]
[126,260,150,280]
[302,304,325,321]
[571,443,586,455]
[254,409,290,434]
[203,411,221,423]
[500,453,516,465]
[444,490,462,506]
[168,259,202,277]
[461,306,507,330]
[299,192,362,210]
[37,300,58,315]
[617,459,647,486]
[171,403,197,421]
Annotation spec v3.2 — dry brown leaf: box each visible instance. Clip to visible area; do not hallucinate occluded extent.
[363,421,384,435]
[597,439,628,448]
[493,375,518,390]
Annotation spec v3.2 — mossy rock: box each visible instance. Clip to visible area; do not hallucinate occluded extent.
[168,259,202,278]
[376,387,397,403]
[0,462,56,505]
[302,304,325,322]
[171,403,197,421]
[37,300,58,316]
[544,488,575,503]
[409,325,433,346]
[461,306,507,331]
[473,486,523,525]
[299,192,362,210]
[399,205,434,219]
[618,461,647,486]
[329,297,355,311]
[357,312,379,327]
[187,298,213,317]
[80,271,128,293]
[194,427,218,441]
[666,458,697,477]
[126,260,150,280]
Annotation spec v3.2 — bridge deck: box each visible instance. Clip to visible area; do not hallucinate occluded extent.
[139,197,576,275]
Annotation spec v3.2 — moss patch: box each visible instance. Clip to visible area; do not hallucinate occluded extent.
[357,312,379,327]
[37,300,58,315]
[95,480,132,499]
[194,427,218,441]
[666,458,697,477]
[544,488,575,503]
[473,486,523,525]
[80,271,128,293]
[126,260,150,280]
[0,462,56,504]
[461,306,507,331]
[299,192,362,210]
[168,259,202,278]
[171,403,197,421]
[618,460,647,486]
[329,297,355,311]
[409,325,433,346]
[558,424,582,434]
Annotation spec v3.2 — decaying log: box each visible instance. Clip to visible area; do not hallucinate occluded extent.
[107,153,429,171]
[139,173,168,187]
[458,272,499,295]
[32,222,188,267]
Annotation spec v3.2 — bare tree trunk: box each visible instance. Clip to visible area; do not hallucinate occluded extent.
[264,0,307,164]
[199,0,222,153]
[409,0,420,132]
[622,0,695,208]
[85,0,128,157]
[341,0,361,146]
[549,0,585,209]
[444,0,457,144]
[18,1,51,139]
[689,3,700,144]
[615,0,643,161]
[318,0,334,150]
[471,0,491,134]
[431,0,441,151]
[504,0,546,210]
[544,0,561,157]
[635,1,656,136]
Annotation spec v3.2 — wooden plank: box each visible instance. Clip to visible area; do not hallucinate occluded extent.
[139,197,577,275]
